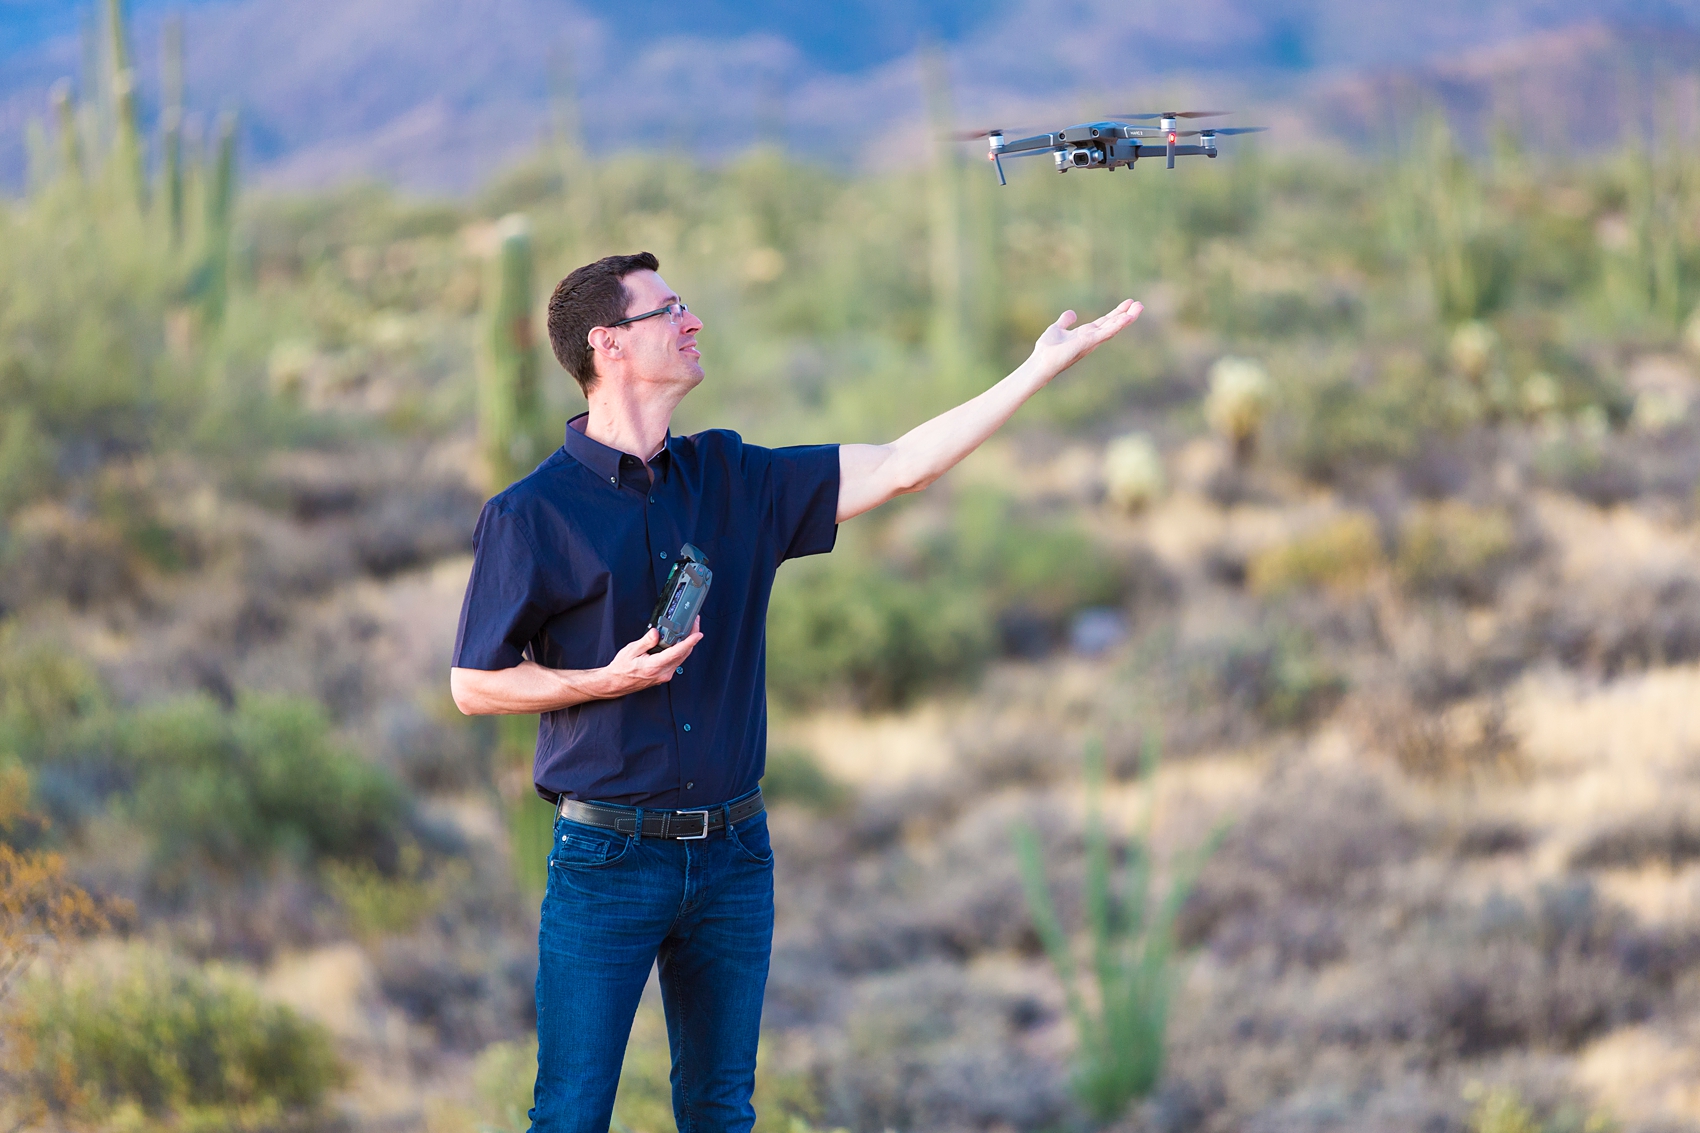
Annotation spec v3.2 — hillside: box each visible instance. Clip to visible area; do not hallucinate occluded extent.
[3,0,1700,191]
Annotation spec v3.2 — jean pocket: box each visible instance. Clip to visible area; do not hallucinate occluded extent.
[550,822,634,870]
[727,811,774,865]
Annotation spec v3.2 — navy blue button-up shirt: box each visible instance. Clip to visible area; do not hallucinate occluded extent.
[452,413,840,807]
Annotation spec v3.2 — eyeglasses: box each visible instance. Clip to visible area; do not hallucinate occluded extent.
[606,301,690,328]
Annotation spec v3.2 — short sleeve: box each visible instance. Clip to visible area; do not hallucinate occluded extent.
[451,501,560,670]
[768,444,840,563]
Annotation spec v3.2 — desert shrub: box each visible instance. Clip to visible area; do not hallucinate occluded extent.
[1164,627,1348,745]
[1247,513,1383,596]
[371,934,531,1051]
[939,487,1127,640]
[1532,431,1642,507]
[1014,740,1221,1124]
[2,944,343,1124]
[323,840,468,942]
[1396,502,1517,601]
[766,554,990,709]
[1221,632,1348,730]
[118,694,405,874]
[1176,767,1420,961]
[767,489,1131,706]
[1287,372,1424,482]
[0,842,114,1010]
[1381,696,1525,782]
[1569,813,1700,871]
[1466,1087,1541,1133]
[826,961,1068,1133]
[0,629,107,760]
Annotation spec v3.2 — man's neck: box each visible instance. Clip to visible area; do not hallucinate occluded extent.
[583,388,678,461]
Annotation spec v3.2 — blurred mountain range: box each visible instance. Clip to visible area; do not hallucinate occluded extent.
[1,0,1698,192]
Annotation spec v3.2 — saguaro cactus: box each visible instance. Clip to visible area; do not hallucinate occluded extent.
[106,0,145,208]
[478,214,543,489]
[160,16,184,243]
[923,49,967,388]
[187,112,239,324]
[51,80,80,182]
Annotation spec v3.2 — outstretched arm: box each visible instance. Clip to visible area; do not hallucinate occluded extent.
[836,300,1142,522]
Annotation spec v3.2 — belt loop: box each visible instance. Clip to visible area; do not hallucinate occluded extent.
[633,806,644,840]
[721,800,733,837]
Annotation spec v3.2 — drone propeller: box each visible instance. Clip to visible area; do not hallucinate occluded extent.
[954,126,1046,141]
[1111,110,1229,120]
[1163,125,1268,138]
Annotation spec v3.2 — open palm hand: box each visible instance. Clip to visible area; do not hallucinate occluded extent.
[1030,299,1144,379]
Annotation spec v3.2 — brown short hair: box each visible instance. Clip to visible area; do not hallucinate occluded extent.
[546,252,660,393]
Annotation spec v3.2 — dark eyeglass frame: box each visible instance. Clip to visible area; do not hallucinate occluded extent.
[605,301,689,328]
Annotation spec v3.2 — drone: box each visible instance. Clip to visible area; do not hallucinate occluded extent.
[961,112,1266,184]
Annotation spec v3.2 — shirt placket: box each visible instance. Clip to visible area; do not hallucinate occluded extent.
[638,454,698,803]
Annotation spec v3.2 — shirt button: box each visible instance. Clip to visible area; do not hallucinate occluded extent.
[609,476,616,484]
[675,666,684,675]
[682,723,691,732]
[650,496,656,504]
[659,551,668,559]
[686,781,695,790]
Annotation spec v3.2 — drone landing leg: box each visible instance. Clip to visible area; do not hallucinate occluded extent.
[994,153,1006,186]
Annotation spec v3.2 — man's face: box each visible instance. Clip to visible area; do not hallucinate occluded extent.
[609,270,704,394]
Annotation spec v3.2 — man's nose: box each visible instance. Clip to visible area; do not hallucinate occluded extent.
[683,309,704,333]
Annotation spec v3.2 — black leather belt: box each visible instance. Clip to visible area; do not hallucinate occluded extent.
[555,789,764,840]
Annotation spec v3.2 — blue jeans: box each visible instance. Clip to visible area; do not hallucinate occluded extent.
[529,804,775,1133]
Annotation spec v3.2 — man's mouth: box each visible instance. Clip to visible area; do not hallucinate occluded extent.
[680,342,700,359]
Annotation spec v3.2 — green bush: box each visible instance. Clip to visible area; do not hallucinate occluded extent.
[766,553,990,709]
[3,944,344,1125]
[1247,513,1384,596]
[939,487,1125,624]
[122,694,405,873]
[766,489,1127,706]
[1396,502,1516,601]
[0,627,108,758]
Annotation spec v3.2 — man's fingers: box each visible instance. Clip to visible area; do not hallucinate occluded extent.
[616,627,660,661]
[652,629,703,667]
[659,635,699,661]
[1091,300,1143,339]
[1055,310,1078,330]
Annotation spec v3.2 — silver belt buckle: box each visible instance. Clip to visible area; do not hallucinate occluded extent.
[677,809,710,839]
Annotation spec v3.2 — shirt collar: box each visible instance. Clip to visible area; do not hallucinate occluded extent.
[563,412,673,489]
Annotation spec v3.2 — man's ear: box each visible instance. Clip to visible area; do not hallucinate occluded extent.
[587,326,620,361]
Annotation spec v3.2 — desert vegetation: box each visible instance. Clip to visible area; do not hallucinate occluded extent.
[3,2,1700,1131]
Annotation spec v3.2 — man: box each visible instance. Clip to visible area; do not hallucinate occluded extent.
[450,251,1141,1132]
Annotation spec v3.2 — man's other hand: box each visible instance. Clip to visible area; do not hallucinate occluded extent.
[449,617,702,715]
[602,620,703,696]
